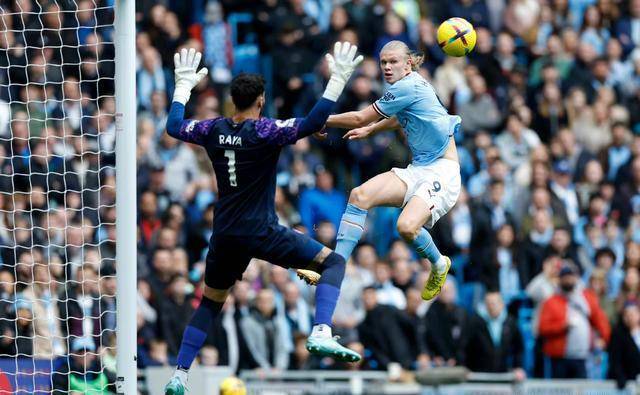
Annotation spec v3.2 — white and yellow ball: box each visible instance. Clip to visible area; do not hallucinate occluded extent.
[437,17,477,57]
[219,376,246,395]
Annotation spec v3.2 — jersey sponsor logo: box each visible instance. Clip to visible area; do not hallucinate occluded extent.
[186,120,199,133]
[219,134,243,146]
[380,91,396,102]
[275,118,296,128]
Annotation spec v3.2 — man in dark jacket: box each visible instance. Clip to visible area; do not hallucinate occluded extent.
[158,274,195,356]
[608,301,640,389]
[463,291,526,380]
[469,179,515,281]
[358,286,415,370]
[423,279,468,366]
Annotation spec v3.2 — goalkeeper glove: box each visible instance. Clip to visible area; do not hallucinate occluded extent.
[173,48,209,105]
[323,41,364,102]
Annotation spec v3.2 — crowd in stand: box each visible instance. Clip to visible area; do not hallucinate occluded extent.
[1,0,640,392]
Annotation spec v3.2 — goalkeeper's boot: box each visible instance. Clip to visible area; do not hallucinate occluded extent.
[421,256,451,301]
[165,376,187,395]
[296,268,321,286]
[306,335,361,363]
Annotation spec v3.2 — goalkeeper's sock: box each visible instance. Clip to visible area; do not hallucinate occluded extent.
[173,367,188,383]
[412,228,447,272]
[313,252,345,327]
[176,297,224,370]
[310,323,332,339]
[335,203,368,260]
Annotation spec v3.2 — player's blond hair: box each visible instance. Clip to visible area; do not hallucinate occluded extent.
[380,40,424,71]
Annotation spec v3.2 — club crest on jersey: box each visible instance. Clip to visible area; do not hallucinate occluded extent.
[381,92,396,102]
[219,134,243,146]
[186,120,198,132]
[275,118,296,128]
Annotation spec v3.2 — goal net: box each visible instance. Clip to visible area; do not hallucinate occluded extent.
[0,0,117,393]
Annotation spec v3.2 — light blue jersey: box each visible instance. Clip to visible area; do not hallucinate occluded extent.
[372,72,461,166]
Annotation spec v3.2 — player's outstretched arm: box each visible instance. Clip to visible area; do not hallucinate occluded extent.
[292,42,364,140]
[165,48,216,145]
[325,105,381,129]
[343,117,400,140]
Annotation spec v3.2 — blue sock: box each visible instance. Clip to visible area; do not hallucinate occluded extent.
[412,228,442,266]
[313,252,345,326]
[335,203,368,260]
[176,297,224,370]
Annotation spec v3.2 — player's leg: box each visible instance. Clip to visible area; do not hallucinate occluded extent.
[256,227,359,362]
[297,169,407,286]
[166,241,250,395]
[396,161,461,300]
[396,196,451,300]
[334,170,406,261]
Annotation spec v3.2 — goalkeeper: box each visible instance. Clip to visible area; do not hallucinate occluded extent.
[164,43,362,395]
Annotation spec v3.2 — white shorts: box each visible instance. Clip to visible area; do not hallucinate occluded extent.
[391,159,461,229]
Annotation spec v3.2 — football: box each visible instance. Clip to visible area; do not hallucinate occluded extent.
[437,17,477,57]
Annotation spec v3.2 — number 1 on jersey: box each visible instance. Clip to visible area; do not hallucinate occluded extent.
[224,149,237,187]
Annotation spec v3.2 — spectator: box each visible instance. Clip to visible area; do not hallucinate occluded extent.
[587,268,618,326]
[158,274,195,356]
[602,122,632,182]
[579,6,610,55]
[332,259,368,343]
[199,345,219,367]
[613,0,640,55]
[607,301,640,389]
[239,289,292,371]
[146,132,201,202]
[616,266,640,312]
[538,262,611,378]
[582,248,624,300]
[289,332,317,370]
[60,264,106,347]
[52,337,116,394]
[202,1,232,94]
[391,258,415,293]
[358,286,415,370]
[526,254,561,330]
[464,291,525,378]
[496,112,542,171]
[482,224,527,305]
[458,74,502,135]
[136,48,166,111]
[283,282,312,335]
[404,287,430,370]
[144,339,174,367]
[447,0,490,29]
[298,167,346,236]
[372,261,406,310]
[470,179,514,277]
[549,159,580,226]
[373,12,413,58]
[519,210,554,283]
[423,279,467,367]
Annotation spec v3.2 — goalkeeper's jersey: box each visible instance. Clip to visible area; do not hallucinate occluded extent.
[170,116,303,236]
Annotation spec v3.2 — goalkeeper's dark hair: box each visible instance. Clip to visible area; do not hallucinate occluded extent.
[230,73,266,111]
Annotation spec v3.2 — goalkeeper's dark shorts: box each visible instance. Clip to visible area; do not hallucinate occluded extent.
[203,224,325,290]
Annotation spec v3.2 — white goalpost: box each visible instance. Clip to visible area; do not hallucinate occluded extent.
[114,0,136,393]
[0,0,136,393]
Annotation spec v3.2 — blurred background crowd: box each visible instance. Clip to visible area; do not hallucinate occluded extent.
[1,0,640,392]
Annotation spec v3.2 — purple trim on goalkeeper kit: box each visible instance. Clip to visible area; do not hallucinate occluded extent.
[255,117,302,146]
[177,117,222,145]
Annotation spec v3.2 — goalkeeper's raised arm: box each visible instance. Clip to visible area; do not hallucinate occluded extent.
[165,43,363,145]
